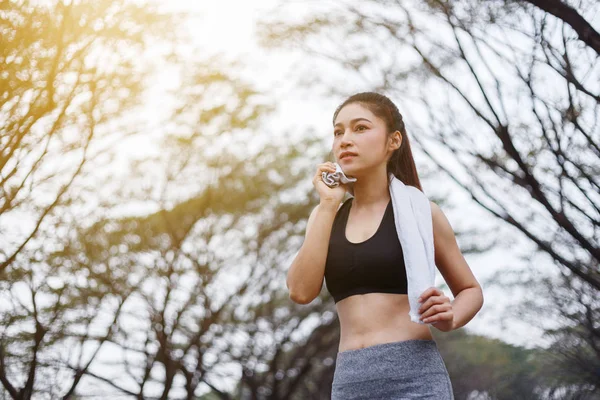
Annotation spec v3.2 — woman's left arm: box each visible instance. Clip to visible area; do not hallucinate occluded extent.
[417,201,484,331]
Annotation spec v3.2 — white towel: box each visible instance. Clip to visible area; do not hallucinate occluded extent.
[321,162,358,187]
[322,163,435,325]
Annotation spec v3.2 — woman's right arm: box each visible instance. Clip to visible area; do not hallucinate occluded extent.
[287,200,341,304]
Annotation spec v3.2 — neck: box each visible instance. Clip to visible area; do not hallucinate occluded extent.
[349,167,391,208]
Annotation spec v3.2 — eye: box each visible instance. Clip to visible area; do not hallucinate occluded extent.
[356,125,367,131]
[334,130,341,136]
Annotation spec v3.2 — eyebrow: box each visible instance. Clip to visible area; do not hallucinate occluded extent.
[334,118,372,127]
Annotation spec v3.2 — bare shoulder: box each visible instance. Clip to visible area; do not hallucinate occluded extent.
[429,200,440,215]
[430,200,455,237]
[429,200,443,223]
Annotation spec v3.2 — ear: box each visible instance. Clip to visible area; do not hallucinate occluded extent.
[390,130,402,151]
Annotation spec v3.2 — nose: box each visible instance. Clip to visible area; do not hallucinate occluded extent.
[340,128,353,145]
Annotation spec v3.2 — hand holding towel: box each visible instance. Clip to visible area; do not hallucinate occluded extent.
[321,163,357,188]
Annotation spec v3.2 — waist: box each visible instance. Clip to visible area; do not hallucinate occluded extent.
[336,293,433,352]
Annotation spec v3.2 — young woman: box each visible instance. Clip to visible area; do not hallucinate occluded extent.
[286,92,484,399]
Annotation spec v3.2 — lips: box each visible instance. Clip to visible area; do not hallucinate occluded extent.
[340,152,358,159]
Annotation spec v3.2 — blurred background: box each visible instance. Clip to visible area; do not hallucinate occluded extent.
[1,0,598,398]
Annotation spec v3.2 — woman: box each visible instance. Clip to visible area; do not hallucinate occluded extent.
[286,92,484,399]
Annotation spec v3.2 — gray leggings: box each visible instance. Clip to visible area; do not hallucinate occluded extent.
[331,339,454,400]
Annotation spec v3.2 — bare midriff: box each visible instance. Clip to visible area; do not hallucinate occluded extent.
[336,293,433,353]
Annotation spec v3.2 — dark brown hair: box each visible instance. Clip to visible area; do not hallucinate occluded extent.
[331,92,424,192]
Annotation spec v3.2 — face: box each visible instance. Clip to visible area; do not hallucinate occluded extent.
[332,102,399,177]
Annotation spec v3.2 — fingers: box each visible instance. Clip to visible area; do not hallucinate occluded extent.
[418,302,452,320]
[417,292,450,316]
[418,296,439,315]
[422,310,454,325]
[318,162,336,173]
[418,295,452,320]
[419,294,449,309]
[418,287,441,303]
[314,162,337,181]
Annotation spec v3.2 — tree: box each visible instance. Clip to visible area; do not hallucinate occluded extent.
[0,3,335,393]
[517,0,600,54]
[0,0,183,397]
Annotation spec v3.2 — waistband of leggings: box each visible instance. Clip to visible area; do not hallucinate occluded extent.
[337,339,438,358]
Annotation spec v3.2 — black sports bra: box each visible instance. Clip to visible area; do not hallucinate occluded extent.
[324,197,408,303]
